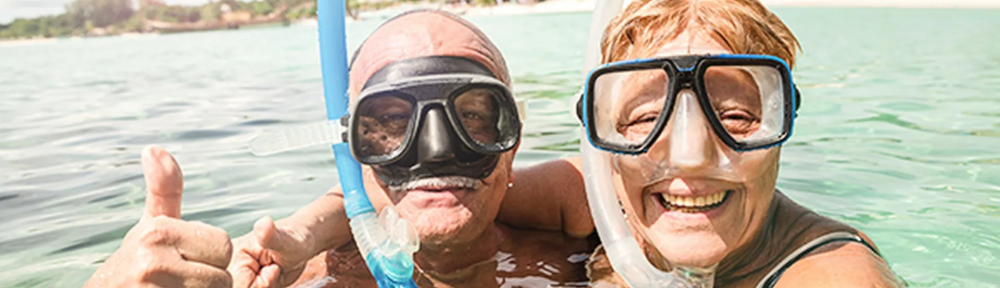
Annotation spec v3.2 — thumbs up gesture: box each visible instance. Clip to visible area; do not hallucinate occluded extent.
[228,211,317,288]
[83,146,234,288]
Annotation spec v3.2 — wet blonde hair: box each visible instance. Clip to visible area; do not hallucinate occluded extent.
[601,0,801,68]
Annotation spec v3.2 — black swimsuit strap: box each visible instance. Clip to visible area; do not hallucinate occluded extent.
[758,232,882,288]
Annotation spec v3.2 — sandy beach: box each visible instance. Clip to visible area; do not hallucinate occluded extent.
[0,38,59,47]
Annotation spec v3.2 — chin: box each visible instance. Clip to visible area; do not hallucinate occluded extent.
[402,205,480,245]
[645,225,729,269]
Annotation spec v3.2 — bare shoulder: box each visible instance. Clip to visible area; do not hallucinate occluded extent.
[499,157,594,238]
[774,239,902,288]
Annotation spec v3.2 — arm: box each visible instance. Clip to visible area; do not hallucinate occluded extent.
[497,157,595,238]
[276,186,353,253]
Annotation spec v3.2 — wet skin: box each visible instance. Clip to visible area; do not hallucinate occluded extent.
[292,225,599,288]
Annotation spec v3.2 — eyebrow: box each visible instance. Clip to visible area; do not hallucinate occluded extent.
[615,72,668,124]
[704,68,761,106]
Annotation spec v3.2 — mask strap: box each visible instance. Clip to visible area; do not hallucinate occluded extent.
[516,99,528,121]
[249,119,348,156]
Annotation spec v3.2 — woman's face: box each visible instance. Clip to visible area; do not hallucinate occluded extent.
[611,30,782,268]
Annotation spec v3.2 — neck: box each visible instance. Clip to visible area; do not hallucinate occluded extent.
[413,224,504,286]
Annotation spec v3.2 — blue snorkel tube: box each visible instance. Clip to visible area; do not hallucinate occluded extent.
[316,1,419,287]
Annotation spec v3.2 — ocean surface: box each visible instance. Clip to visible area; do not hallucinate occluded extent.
[2,8,999,287]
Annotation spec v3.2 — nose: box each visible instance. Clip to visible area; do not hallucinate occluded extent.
[416,107,460,163]
[647,90,720,171]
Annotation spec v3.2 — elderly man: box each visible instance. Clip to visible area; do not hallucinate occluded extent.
[228,10,596,288]
[84,10,596,288]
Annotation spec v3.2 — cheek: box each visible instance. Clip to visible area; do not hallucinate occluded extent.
[612,171,648,223]
[478,153,516,208]
[734,149,781,216]
[363,168,395,209]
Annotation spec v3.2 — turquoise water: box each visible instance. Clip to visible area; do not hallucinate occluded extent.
[1,8,999,287]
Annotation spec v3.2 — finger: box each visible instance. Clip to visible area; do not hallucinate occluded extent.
[253,264,281,288]
[228,237,264,288]
[142,145,183,219]
[177,221,234,269]
[177,260,234,288]
[143,216,234,269]
[131,245,231,288]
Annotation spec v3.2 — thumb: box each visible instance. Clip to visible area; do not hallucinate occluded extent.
[142,145,183,219]
[254,216,304,262]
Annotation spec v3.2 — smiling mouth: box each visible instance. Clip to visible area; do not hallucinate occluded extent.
[656,190,732,213]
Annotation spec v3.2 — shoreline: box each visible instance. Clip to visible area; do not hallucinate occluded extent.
[4,0,998,45]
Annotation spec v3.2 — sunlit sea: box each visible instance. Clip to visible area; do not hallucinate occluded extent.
[2,8,999,287]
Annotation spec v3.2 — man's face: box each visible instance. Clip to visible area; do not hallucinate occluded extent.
[374,147,515,246]
[609,31,781,268]
[348,11,514,247]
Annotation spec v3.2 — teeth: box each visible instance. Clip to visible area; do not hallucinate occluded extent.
[660,191,728,208]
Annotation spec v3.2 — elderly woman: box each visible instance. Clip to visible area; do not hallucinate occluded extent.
[557,0,906,287]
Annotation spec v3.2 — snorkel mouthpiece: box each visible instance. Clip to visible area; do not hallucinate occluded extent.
[351,208,420,283]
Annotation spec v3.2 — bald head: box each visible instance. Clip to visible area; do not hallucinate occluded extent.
[348,11,510,99]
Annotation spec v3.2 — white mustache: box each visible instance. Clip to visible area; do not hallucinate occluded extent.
[388,176,481,193]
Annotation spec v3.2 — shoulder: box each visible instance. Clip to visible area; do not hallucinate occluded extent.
[767,193,902,288]
[773,235,902,288]
[501,157,594,238]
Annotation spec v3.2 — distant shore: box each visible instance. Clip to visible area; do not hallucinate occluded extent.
[416,0,1000,17]
[4,0,998,46]
[354,0,1000,20]
[761,0,1000,8]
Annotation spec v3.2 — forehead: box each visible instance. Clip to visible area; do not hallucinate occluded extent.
[348,14,502,102]
[651,30,732,57]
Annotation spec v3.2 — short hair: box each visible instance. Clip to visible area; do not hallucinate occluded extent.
[601,0,801,68]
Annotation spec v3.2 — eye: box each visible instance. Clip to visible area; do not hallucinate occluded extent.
[629,113,658,126]
[718,110,760,136]
[462,112,484,120]
[616,112,658,141]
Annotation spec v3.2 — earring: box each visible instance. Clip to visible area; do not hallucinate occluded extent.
[507,182,514,188]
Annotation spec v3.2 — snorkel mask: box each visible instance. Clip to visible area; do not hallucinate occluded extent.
[578,1,798,287]
[583,54,799,187]
[351,56,523,187]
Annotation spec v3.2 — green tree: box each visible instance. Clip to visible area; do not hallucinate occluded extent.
[65,0,135,28]
[250,1,275,16]
[200,3,222,22]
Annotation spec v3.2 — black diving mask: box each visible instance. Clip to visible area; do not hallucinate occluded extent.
[349,56,523,185]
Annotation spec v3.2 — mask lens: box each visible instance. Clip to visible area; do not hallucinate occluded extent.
[591,68,670,148]
[453,88,502,147]
[354,94,414,159]
[703,65,787,145]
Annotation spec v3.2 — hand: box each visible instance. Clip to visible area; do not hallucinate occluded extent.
[229,215,317,288]
[83,146,234,288]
